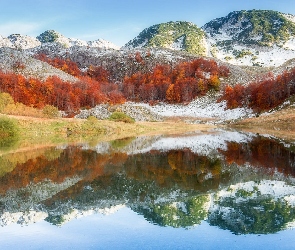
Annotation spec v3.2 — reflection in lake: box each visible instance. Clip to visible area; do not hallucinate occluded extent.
[1,130,295,248]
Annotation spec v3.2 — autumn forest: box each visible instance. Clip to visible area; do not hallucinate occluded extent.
[0,52,295,115]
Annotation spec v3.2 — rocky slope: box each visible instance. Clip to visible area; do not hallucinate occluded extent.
[203,10,295,67]
[0,47,77,82]
[27,43,260,85]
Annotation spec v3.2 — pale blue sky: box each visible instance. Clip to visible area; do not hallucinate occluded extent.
[1,0,295,46]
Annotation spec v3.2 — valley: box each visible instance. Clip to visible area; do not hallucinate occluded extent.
[1,6,295,249]
[0,9,295,145]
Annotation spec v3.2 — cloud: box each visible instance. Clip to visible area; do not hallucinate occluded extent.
[0,22,42,37]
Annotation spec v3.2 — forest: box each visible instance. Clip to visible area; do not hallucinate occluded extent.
[1,52,295,113]
[219,68,295,111]
[0,54,229,113]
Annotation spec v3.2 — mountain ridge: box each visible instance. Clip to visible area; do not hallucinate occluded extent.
[0,9,295,84]
[1,10,295,67]
[0,30,120,50]
[122,10,295,67]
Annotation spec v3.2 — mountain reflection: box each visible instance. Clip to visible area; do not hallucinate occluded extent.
[1,131,295,235]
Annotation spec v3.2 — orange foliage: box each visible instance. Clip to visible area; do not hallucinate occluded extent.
[219,68,295,111]
[0,147,129,194]
[0,71,110,111]
[0,56,230,113]
[123,58,228,103]
[86,65,110,82]
[35,53,81,77]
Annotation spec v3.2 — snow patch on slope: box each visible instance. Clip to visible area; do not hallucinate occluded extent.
[87,38,120,50]
[171,36,185,50]
[212,43,295,67]
[135,95,254,122]
[8,34,41,50]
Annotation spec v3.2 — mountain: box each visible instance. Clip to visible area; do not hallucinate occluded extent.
[203,10,295,67]
[37,30,71,46]
[1,10,295,84]
[37,30,120,50]
[123,21,208,56]
[123,10,295,67]
[0,30,121,80]
[0,30,119,51]
[8,34,41,49]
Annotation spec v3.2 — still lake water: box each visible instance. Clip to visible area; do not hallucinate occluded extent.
[1,129,295,249]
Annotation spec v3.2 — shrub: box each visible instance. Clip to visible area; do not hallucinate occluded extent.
[0,116,19,147]
[0,92,14,112]
[109,112,135,123]
[42,105,59,118]
[80,116,106,135]
[3,103,43,117]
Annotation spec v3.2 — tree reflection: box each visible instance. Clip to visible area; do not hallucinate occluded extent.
[133,195,210,228]
[1,133,295,234]
[209,192,295,234]
[219,136,295,175]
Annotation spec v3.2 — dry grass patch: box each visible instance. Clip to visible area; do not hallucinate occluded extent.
[231,107,295,141]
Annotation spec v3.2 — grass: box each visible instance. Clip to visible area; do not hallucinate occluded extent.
[0,116,20,149]
[0,114,214,150]
[230,106,295,142]
[108,112,135,123]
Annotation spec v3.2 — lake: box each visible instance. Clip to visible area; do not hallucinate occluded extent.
[1,129,295,249]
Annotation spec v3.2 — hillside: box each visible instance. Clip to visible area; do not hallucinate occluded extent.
[28,44,260,86]
[0,47,77,82]
[231,97,295,141]
[0,10,295,127]
[123,21,208,56]
[203,10,295,67]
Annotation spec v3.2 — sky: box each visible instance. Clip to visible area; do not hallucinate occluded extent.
[1,0,295,46]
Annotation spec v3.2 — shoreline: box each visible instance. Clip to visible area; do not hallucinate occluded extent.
[2,111,295,154]
[0,114,215,151]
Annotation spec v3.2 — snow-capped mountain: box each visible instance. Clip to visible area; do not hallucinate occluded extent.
[1,9,295,79]
[203,10,295,67]
[37,30,120,50]
[123,21,208,56]
[123,10,295,67]
[8,34,41,49]
[0,30,120,51]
